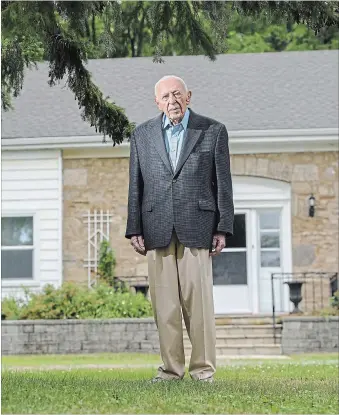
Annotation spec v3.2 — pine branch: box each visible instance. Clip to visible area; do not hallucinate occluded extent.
[47,28,135,144]
[1,38,36,111]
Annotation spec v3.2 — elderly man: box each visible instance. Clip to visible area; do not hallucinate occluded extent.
[125,75,234,383]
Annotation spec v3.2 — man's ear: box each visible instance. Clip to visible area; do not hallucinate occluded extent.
[186,91,192,104]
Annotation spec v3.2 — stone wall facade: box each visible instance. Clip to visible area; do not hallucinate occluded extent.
[281,316,339,354]
[1,319,159,355]
[63,157,143,284]
[63,151,338,288]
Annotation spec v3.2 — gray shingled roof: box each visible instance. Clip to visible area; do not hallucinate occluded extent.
[2,50,338,139]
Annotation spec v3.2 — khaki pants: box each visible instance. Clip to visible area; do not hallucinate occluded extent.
[147,231,216,380]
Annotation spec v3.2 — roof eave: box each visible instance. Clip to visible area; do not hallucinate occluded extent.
[2,127,338,154]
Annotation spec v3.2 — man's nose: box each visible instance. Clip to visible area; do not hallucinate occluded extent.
[168,93,176,104]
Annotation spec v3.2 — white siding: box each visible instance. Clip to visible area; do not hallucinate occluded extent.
[1,150,62,300]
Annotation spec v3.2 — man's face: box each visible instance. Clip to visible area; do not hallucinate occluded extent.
[155,77,192,123]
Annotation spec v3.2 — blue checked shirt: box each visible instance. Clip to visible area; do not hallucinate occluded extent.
[162,109,190,171]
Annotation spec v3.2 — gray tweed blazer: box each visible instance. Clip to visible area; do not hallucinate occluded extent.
[125,109,234,251]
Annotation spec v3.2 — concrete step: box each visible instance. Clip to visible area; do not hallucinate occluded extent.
[184,344,282,356]
[214,315,283,325]
[183,334,281,347]
[183,324,282,336]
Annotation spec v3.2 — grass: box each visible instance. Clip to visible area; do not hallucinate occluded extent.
[289,353,339,361]
[2,352,163,368]
[2,351,338,368]
[2,355,338,414]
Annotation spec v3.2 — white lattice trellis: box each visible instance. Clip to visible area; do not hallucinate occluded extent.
[83,209,113,287]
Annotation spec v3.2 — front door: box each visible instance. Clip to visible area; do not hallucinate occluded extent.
[212,207,290,315]
[257,208,287,313]
[212,210,253,314]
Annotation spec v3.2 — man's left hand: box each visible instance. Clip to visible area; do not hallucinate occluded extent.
[210,233,226,256]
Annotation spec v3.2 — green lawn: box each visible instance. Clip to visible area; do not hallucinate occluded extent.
[2,352,163,368]
[2,351,338,369]
[2,356,338,414]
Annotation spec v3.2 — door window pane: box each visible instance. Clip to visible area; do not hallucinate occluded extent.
[1,217,33,246]
[1,249,33,279]
[213,252,247,285]
[260,232,280,248]
[227,214,246,248]
[259,211,280,230]
[261,251,280,267]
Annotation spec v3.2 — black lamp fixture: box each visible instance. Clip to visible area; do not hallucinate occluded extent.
[308,194,315,217]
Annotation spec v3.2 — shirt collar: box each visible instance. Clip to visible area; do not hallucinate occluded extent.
[162,108,190,131]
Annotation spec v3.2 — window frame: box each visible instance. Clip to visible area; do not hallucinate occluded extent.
[216,211,250,286]
[1,211,40,287]
[258,209,282,268]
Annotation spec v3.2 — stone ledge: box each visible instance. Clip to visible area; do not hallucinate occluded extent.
[282,316,339,322]
[281,316,339,354]
[2,318,158,355]
[1,317,156,325]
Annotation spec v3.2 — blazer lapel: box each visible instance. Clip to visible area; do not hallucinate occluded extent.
[150,113,173,175]
[174,110,202,176]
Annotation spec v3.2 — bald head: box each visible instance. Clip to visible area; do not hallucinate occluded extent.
[154,75,192,124]
[154,75,188,96]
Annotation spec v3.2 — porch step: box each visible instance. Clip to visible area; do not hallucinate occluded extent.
[183,334,282,347]
[185,344,282,356]
[214,315,283,325]
[184,324,282,336]
[183,321,282,355]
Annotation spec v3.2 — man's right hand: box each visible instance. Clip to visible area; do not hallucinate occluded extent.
[130,235,146,256]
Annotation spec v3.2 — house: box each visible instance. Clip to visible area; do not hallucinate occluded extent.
[2,50,338,315]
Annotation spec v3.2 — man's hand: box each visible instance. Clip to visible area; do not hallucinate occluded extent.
[210,233,226,256]
[130,235,146,256]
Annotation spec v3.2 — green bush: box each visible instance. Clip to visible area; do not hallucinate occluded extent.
[97,240,117,287]
[1,282,153,320]
[331,291,339,310]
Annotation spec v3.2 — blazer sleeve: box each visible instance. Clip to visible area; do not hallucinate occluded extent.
[125,131,144,239]
[214,124,234,237]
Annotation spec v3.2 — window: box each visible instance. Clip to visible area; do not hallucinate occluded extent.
[212,214,248,285]
[259,210,281,267]
[1,217,34,279]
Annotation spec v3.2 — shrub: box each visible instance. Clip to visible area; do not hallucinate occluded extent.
[1,297,22,320]
[96,240,117,287]
[331,291,339,310]
[1,282,153,320]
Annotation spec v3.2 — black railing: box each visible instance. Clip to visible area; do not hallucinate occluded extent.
[271,272,338,344]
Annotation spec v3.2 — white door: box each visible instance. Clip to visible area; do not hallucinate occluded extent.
[212,210,253,314]
[212,207,290,315]
[257,208,289,313]
[212,176,292,315]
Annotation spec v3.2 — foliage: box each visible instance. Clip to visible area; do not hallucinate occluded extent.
[227,22,339,53]
[2,1,338,144]
[331,291,339,310]
[1,1,134,143]
[1,297,22,320]
[1,282,153,320]
[96,239,118,287]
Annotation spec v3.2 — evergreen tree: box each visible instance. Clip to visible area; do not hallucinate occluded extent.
[2,1,338,144]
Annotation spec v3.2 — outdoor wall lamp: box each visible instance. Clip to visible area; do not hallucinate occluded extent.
[308,194,315,217]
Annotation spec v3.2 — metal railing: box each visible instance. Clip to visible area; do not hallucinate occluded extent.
[271,272,338,344]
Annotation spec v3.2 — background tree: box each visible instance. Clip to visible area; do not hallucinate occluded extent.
[2,1,338,145]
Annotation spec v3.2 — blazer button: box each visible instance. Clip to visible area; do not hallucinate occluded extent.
[172,179,177,183]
